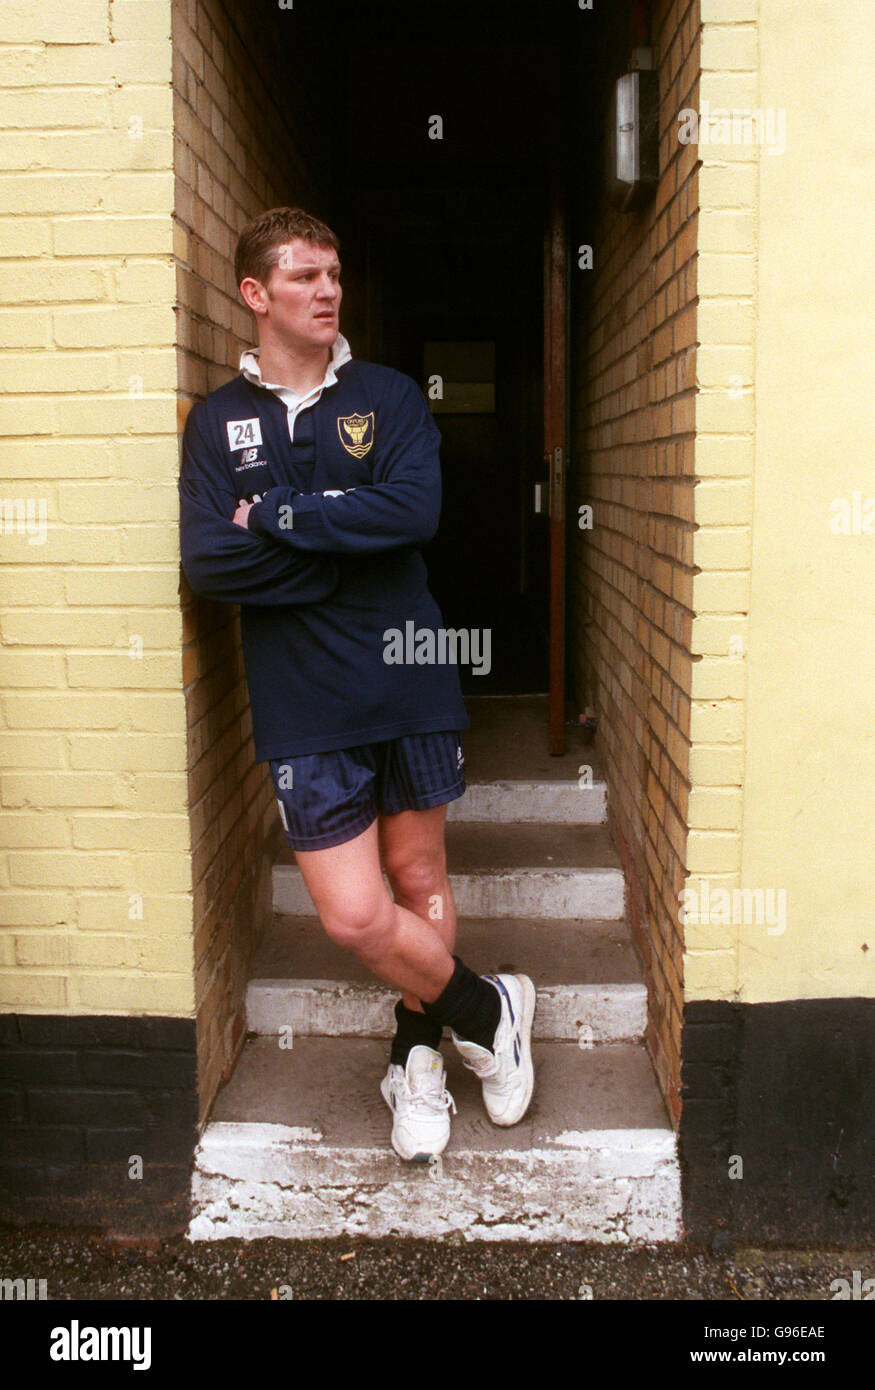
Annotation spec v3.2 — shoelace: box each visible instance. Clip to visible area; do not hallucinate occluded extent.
[401,1075,457,1114]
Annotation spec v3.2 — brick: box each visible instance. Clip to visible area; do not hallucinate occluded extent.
[694,479,752,526]
[696,299,755,351]
[0,399,58,437]
[0,973,67,1006]
[0,306,52,347]
[1,773,122,808]
[70,934,193,974]
[691,615,748,656]
[72,815,189,852]
[697,209,755,255]
[81,1048,196,1090]
[690,657,746,700]
[688,745,745,785]
[0,734,64,767]
[0,1125,84,1162]
[0,89,110,131]
[0,218,53,260]
[0,1048,80,1084]
[52,305,174,349]
[0,353,114,396]
[57,481,178,523]
[75,974,195,1014]
[67,734,186,773]
[0,47,43,87]
[56,397,176,438]
[74,892,185,934]
[693,434,754,479]
[127,694,188,734]
[0,1088,26,1122]
[686,830,741,874]
[0,811,70,845]
[52,215,173,258]
[690,699,745,743]
[43,44,172,88]
[85,1124,196,1165]
[697,161,758,210]
[8,853,126,890]
[112,773,190,813]
[2,2,109,44]
[0,656,63,689]
[16,1015,194,1049]
[1,611,126,647]
[3,693,124,731]
[700,24,758,72]
[0,261,107,303]
[65,653,183,689]
[109,84,174,133]
[14,932,71,967]
[696,389,755,435]
[108,261,176,308]
[700,0,757,18]
[0,174,109,217]
[65,568,179,605]
[0,130,173,175]
[27,1087,151,1127]
[692,571,750,612]
[687,787,743,831]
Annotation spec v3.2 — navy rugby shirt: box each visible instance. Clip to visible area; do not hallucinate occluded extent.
[178,346,469,761]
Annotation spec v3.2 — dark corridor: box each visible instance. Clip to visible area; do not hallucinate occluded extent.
[243,0,609,694]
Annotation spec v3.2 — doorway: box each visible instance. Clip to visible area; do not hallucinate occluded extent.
[292,0,585,696]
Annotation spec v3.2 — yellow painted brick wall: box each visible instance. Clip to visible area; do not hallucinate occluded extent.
[735,0,875,1005]
[0,2,195,1015]
[571,0,701,1121]
[682,1,759,1003]
[173,0,329,1120]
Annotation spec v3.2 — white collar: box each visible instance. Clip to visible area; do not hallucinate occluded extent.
[239,334,352,400]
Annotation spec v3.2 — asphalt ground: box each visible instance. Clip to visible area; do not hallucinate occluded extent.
[2,1225,873,1301]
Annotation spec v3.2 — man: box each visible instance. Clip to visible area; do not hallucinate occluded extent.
[178,206,535,1161]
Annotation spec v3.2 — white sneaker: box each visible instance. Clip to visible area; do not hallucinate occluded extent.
[380,1045,456,1162]
[451,973,536,1126]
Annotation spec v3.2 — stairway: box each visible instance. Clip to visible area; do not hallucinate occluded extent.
[188,697,682,1242]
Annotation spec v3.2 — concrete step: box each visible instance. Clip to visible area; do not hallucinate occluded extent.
[188,1037,681,1242]
[460,694,602,787]
[246,915,646,1043]
[273,823,625,920]
[445,779,607,824]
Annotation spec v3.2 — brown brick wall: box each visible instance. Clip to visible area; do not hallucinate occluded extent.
[570,0,700,1124]
[173,0,328,1121]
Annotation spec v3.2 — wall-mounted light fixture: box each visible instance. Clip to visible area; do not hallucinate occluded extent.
[606,52,659,211]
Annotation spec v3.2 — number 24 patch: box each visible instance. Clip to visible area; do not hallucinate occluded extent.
[226,418,263,451]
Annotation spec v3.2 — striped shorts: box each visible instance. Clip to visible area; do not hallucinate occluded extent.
[268,730,466,851]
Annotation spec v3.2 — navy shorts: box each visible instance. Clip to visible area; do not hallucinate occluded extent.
[268,731,466,851]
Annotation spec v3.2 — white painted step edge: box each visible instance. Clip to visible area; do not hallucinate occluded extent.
[187,1122,682,1243]
[273,866,626,920]
[245,979,647,1044]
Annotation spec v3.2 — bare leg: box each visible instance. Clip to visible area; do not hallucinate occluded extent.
[378,803,457,1014]
[293,819,454,1002]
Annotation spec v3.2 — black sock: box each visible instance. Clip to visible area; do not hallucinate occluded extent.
[421,956,501,1052]
[389,1000,443,1066]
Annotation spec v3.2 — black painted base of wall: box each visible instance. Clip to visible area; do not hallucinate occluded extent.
[4,1001,873,1243]
[680,998,875,1245]
[0,1015,198,1239]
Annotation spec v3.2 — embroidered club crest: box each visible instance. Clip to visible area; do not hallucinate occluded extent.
[337,411,374,458]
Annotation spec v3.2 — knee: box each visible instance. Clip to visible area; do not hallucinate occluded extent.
[384,848,447,906]
[319,890,396,958]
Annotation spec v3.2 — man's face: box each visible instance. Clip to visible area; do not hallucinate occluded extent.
[256,239,342,351]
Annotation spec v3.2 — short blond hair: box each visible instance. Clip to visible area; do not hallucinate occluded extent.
[234,207,340,291]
